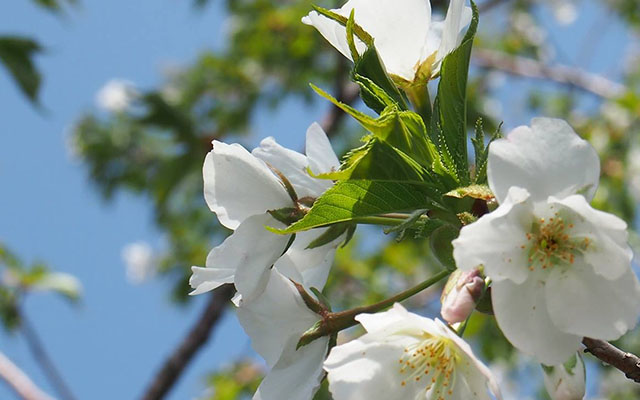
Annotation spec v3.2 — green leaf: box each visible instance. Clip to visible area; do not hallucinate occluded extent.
[0,36,43,103]
[352,46,408,110]
[311,84,440,170]
[277,180,445,233]
[353,73,397,114]
[431,1,479,186]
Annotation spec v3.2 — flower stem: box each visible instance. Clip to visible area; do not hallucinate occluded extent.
[297,269,451,348]
[351,215,407,226]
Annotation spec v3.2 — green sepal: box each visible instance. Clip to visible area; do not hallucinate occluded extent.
[306,223,350,249]
[383,209,428,241]
[445,184,494,201]
[475,286,493,315]
[414,218,447,239]
[268,207,304,226]
[429,224,460,271]
[309,287,332,312]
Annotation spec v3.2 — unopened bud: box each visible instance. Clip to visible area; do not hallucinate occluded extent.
[542,353,586,400]
[440,268,484,324]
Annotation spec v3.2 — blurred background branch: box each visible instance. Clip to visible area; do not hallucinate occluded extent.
[0,351,54,400]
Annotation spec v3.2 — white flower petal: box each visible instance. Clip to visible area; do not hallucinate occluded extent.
[492,279,581,365]
[236,269,320,367]
[204,141,291,230]
[436,0,472,61]
[548,195,632,280]
[487,118,600,204]
[302,11,364,62]
[189,213,289,299]
[546,263,640,340]
[252,136,328,199]
[306,122,340,177]
[453,187,533,284]
[189,266,234,295]
[325,339,415,400]
[304,0,432,81]
[274,228,343,290]
[254,335,329,400]
[356,303,434,338]
[230,215,291,301]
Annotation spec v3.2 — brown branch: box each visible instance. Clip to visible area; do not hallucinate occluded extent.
[472,49,626,99]
[583,337,640,383]
[140,284,235,400]
[0,351,54,400]
[19,313,77,400]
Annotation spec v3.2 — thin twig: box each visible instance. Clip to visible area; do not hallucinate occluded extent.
[472,48,626,99]
[583,337,640,383]
[140,284,235,400]
[0,351,54,400]
[20,313,77,400]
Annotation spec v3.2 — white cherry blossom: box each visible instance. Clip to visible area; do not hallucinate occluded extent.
[453,117,640,365]
[95,79,137,112]
[302,0,472,84]
[236,268,329,400]
[324,303,501,400]
[189,123,342,301]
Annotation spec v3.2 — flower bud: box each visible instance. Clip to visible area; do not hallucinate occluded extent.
[542,353,586,400]
[440,268,484,324]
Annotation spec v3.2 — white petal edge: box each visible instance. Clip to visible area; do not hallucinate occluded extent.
[304,0,432,81]
[306,122,340,177]
[254,335,329,400]
[487,118,600,204]
[236,269,321,367]
[548,194,632,280]
[252,136,329,199]
[492,279,581,365]
[203,141,291,230]
[546,263,640,340]
[453,186,533,284]
[274,228,343,291]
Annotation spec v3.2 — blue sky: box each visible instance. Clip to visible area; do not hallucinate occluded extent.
[0,0,636,399]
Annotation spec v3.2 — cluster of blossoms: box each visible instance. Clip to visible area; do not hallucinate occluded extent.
[187,0,640,399]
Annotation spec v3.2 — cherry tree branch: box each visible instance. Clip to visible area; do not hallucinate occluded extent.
[297,269,451,347]
[582,337,640,383]
[140,284,234,400]
[472,49,626,99]
[0,351,54,400]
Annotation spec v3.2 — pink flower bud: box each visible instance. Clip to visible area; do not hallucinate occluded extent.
[440,269,485,324]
